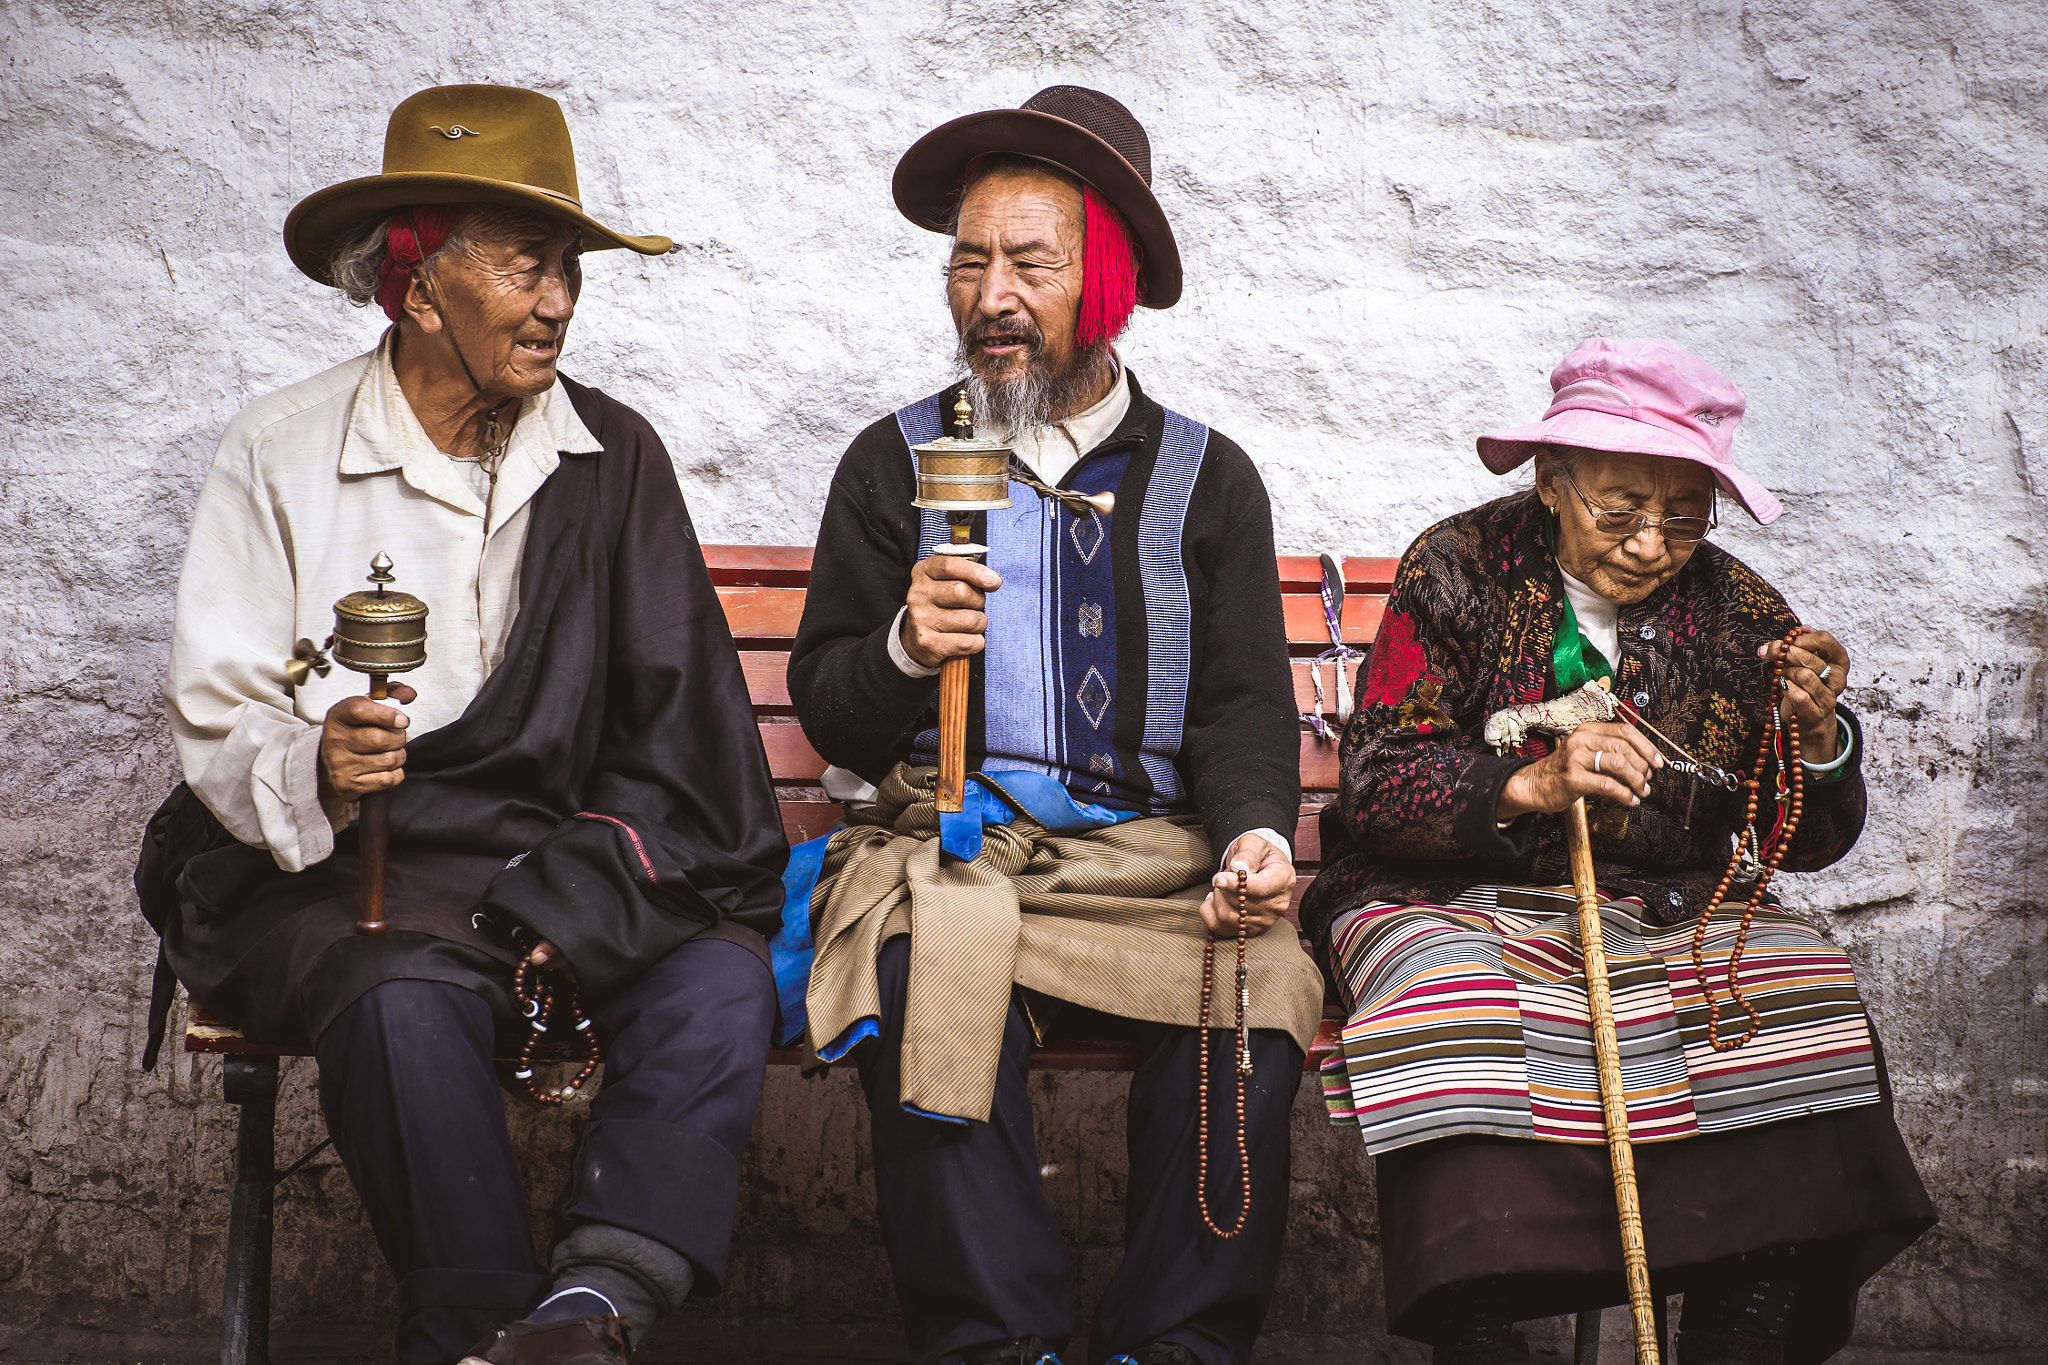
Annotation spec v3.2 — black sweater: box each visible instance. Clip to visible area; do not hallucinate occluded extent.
[788,373,1299,861]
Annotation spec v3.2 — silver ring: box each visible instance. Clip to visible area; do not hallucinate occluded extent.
[1593,750,1603,774]
[1818,664,1832,683]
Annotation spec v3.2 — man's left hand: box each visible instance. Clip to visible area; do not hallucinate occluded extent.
[1760,628,1848,764]
[1199,832,1295,939]
[527,939,573,977]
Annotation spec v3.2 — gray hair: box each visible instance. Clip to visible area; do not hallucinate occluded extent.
[326,204,574,309]
[327,211,457,308]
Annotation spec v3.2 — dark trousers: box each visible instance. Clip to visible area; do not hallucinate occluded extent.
[315,936,774,1365]
[856,936,1303,1365]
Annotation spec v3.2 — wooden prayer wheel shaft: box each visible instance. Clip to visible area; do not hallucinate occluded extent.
[934,515,975,813]
[329,554,429,936]
[1567,797,1661,1365]
[910,395,1013,818]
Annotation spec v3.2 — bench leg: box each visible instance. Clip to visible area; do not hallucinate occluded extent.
[1574,1307,1601,1365]
[220,1057,279,1365]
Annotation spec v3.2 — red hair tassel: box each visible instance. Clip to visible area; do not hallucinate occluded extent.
[373,205,461,322]
[1077,186,1140,349]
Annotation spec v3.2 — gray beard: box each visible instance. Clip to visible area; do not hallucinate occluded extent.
[955,341,1115,435]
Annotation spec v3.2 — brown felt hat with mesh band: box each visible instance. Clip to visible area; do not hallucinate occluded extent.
[283,84,672,285]
[893,85,1182,309]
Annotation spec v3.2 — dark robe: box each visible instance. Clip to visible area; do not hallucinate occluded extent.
[140,379,788,1050]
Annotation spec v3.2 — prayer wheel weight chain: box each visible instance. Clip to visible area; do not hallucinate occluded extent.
[1196,865,1253,1241]
[1567,798,1660,1365]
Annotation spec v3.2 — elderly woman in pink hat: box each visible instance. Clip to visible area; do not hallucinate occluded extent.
[1301,339,1934,1364]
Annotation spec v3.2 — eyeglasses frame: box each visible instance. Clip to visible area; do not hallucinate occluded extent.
[1554,465,1719,545]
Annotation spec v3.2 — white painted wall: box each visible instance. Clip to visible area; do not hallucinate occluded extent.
[3,0,2043,1353]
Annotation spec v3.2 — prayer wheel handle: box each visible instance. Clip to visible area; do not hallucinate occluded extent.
[327,553,429,934]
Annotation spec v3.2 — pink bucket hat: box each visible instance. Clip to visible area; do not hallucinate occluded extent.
[1477,337,1782,525]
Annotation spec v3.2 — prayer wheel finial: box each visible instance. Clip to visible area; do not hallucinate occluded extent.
[330,554,430,678]
[952,391,974,438]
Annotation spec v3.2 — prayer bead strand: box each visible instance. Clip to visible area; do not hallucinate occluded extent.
[512,958,602,1105]
[1691,625,1808,1052]
[1196,865,1253,1240]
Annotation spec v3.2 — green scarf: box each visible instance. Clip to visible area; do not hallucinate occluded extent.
[1545,508,1613,693]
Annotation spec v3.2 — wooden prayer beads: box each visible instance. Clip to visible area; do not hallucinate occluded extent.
[1691,623,1809,1052]
[512,957,602,1105]
[1196,863,1253,1240]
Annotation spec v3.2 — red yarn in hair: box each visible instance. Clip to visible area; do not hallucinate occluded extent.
[373,205,462,322]
[1077,186,1140,349]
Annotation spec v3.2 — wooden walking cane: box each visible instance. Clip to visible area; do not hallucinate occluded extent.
[1566,795,1662,1365]
[1484,682,1667,1363]
[322,553,430,934]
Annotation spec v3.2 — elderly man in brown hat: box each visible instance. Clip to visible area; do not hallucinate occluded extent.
[788,88,1324,1365]
[140,85,787,1364]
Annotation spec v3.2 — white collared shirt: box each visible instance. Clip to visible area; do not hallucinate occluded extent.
[165,329,602,872]
[992,356,1132,488]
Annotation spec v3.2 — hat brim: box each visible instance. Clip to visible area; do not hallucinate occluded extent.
[1477,409,1783,525]
[283,172,672,285]
[893,108,1182,309]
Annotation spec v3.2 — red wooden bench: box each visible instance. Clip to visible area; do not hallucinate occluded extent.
[183,545,1394,1364]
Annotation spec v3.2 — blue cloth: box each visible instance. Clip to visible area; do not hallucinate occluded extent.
[768,833,832,1048]
[938,769,1140,862]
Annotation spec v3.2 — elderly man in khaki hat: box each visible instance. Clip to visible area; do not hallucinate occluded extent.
[141,85,787,1364]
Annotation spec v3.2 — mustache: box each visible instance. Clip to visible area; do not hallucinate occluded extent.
[960,314,1044,353]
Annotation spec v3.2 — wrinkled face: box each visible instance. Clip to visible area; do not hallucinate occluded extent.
[1536,447,1717,605]
[410,207,582,399]
[946,165,1087,391]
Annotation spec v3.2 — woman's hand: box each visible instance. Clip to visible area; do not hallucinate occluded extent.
[1199,832,1294,939]
[318,682,418,800]
[1497,720,1663,820]
[1761,629,1848,764]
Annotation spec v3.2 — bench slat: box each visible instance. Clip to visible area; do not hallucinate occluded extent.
[1275,554,1399,595]
[708,546,1397,598]
[747,646,1386,720]
[721,585,1386,649]
[762,720,1341,792]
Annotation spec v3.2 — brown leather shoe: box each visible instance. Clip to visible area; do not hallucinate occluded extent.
[461,1315,630,1365]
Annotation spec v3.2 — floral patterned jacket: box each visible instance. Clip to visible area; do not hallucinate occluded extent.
[1299,493,1867,958]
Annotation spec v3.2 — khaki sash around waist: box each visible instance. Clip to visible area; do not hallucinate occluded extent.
[804,765,1326,1123]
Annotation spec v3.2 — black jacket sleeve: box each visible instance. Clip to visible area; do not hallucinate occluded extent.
[1179,434,1302,861]
[787,417,942,780]
[482,402,790,998]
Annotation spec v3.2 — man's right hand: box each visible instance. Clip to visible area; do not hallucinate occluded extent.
[901,554,1003,669]
[318,683,417,800]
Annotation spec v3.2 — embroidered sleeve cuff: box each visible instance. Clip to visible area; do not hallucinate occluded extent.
[1452,751,1541,859]
[885,606,942,679]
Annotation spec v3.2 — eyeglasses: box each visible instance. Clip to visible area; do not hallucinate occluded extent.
[1557,467,1717,544]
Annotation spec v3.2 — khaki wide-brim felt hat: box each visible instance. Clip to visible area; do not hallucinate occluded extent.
[893,85,1183,309]
[283,84,672,285]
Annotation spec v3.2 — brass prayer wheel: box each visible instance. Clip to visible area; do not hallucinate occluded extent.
[912,393,1015,512]
[332,552,429,678]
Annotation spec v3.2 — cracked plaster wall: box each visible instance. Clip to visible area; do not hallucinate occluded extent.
[2,0,2044,1357]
